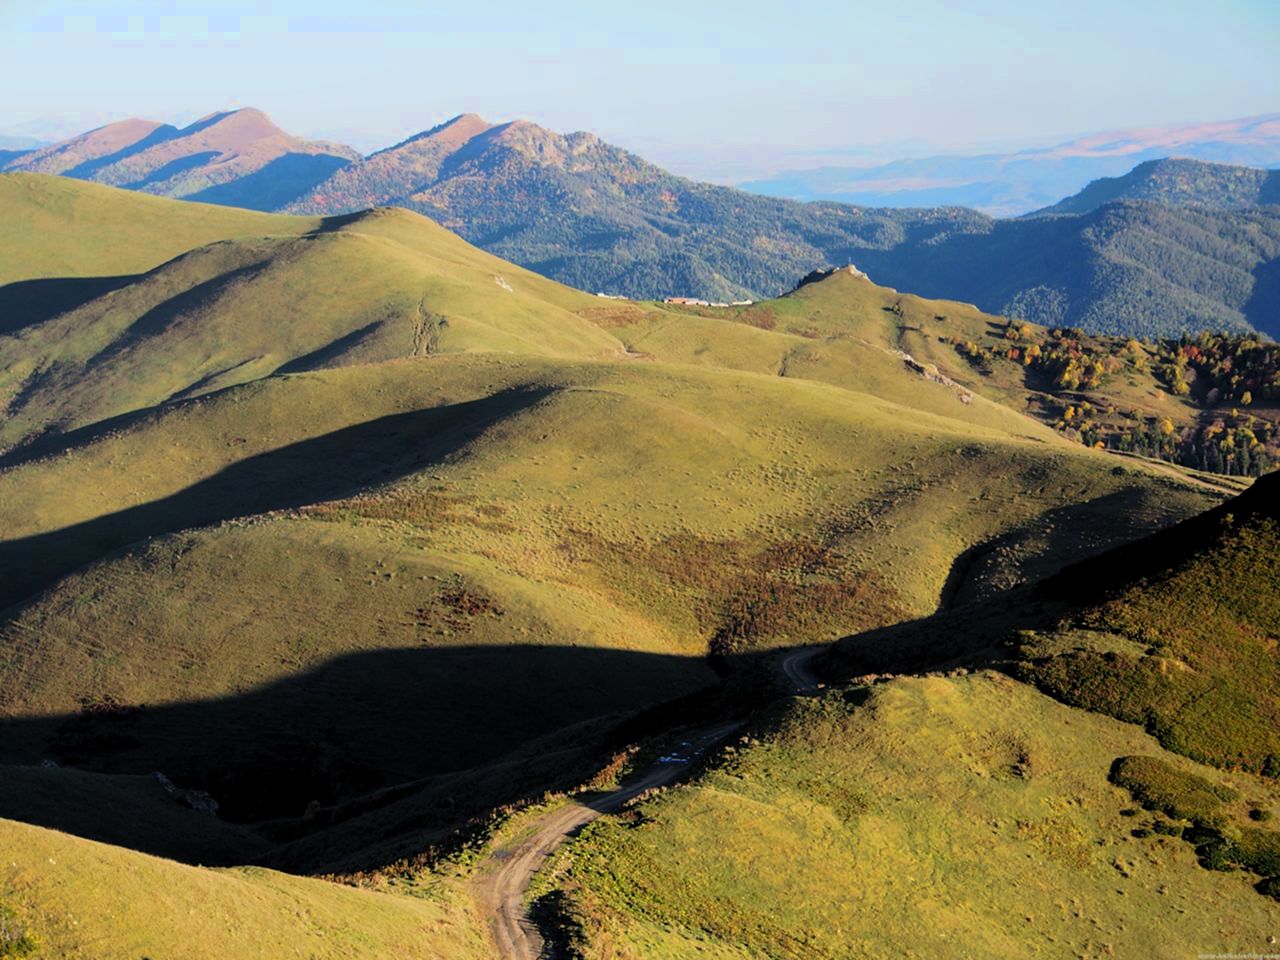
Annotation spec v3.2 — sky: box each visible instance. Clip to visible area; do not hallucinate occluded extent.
[1,0,1278,180]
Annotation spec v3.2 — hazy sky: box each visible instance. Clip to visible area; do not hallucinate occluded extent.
[2,0,1277,179]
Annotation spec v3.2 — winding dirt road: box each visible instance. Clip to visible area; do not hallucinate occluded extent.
[473,646,826,959]
[780,645,824,692]
[474,721,741,958]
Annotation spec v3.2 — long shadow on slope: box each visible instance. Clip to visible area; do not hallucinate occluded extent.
[0,386,553,609]
[0,274,142,335]
[0,642,734,868]
[847,476,1277,677]
[937,486,1185,609]
[188,153,353,211]
[79,261,271,370]
[1244,255,1280,339]
[118,151,220,190]
[0,260,272,421]
[61,122,182,179]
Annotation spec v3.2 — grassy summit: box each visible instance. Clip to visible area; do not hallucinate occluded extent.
[0,201,620,451]
[0,172,321,283]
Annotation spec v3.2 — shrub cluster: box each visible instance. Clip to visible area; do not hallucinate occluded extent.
[1108,755,1237,827]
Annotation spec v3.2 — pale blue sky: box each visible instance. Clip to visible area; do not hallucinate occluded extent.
[2,0,1277,178]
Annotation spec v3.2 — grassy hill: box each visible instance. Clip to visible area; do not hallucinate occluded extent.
[1032,158,1280,216]
[0,175,1260,955]
[511,470,1280,956]
[1020,472,1280,772]
[831,471,1280,774]
[0,188,621,452]
[651,267,1278,478]
[0,818,489,959]
[0,172,321,284]
[553,672,1280,958]
[0,353,1214,812]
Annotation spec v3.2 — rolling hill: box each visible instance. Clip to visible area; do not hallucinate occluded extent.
[555,672,1279,958]
[831,470,1280,772]
[539,474,1280,958]
[0,174,1269,955]
[0,180,619,455]
[0,817,490,959]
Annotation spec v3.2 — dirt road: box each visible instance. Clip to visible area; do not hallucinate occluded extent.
[473,721,741,959]
[780,646,824,692]
[473,645,826,959]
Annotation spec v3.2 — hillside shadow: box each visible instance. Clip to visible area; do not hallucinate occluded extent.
[1260,170,1280,207]
[834,473,1275,678]
[119,151,220,189]
[0,386,553,609]
[273,320,383,373]
[0,274,142,334]
[938,487,1171,609]
[0,642,737,866]
[189,153,353,210]
[0,404,181,471]
[0,148,33,166]
[0,259,270,361]
[1244,256,1280,338]
[79,261,270,369]
[62,122,181,179]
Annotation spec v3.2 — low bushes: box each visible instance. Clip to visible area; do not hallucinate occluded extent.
[1109,755,1238,827]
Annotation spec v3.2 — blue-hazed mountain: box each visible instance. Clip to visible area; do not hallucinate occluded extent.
[741,113,1280,216]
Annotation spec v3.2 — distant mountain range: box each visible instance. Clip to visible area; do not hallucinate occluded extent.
[1031,156,1280,216]
[741,113,1280,216]
[858,200,1280,338]
[1,108,357,209]
[3,108,1278,337]
[281,112,997,303]
[0,134,45,151]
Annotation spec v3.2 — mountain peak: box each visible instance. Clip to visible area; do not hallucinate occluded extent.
[790,263,871,293]
[182,107,285,142]
[376,113,495,157]
[443,112,489,128]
